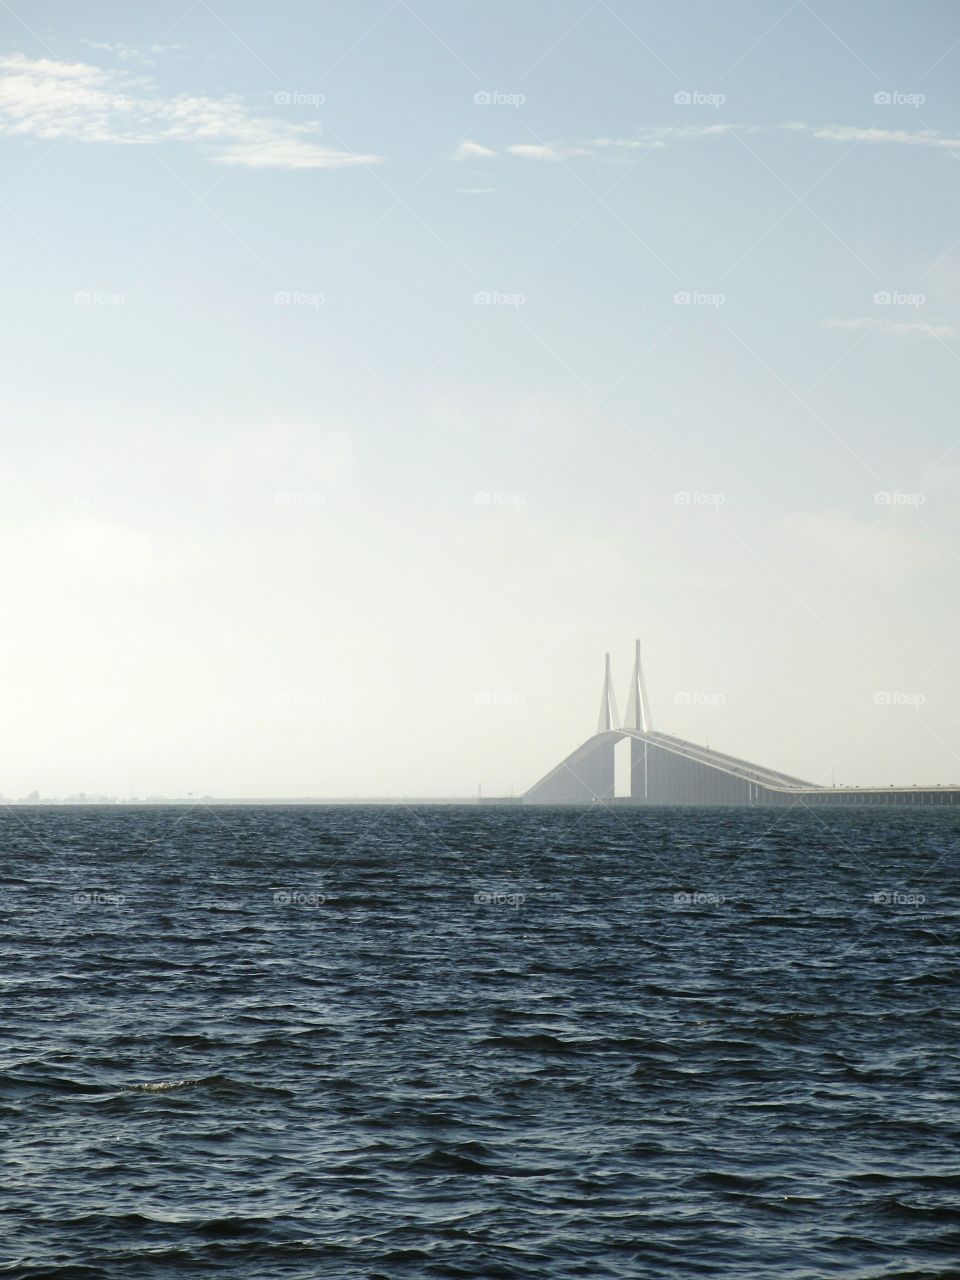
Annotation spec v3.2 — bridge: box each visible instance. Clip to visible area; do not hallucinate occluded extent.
[521,642,960,807]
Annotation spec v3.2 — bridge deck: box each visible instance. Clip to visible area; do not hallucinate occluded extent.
[524,728,960,805]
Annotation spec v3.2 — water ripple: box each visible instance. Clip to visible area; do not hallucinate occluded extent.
[0,803,957,1278]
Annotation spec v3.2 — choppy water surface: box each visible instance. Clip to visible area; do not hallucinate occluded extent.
[1,804,958,1278]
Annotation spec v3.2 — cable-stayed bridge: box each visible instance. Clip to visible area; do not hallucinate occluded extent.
[521,642,960,807]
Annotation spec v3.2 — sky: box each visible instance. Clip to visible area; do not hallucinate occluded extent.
[2,0,960,798]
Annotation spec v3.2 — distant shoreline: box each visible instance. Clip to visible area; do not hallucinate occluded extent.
[3,797,499,807]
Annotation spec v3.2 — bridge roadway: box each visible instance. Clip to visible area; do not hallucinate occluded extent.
[522,727,960,807]
[624,729,814,790]
[623,729,960,806]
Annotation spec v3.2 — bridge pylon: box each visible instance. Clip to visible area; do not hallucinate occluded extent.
[597,652,620,734]
[623,638,652,733]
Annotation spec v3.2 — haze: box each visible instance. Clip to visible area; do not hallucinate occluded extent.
[2,0,959,799]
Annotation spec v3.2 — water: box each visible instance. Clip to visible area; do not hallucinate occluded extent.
[1,804,958,1279]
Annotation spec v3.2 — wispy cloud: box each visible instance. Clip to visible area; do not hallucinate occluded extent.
[80,39,187,65]
[593,125,736,147]
[811,124,960,150]
[506,143,562,160]
[451,139,496,161]
[456,121,960,168]
[0,53,381,170]
[821,317,958,339]
[463,125,742,164]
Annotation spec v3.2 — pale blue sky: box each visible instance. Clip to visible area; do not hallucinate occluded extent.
[2,1,960,796]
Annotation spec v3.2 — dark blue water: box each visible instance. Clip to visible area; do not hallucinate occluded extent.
[2,804,958,1279]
